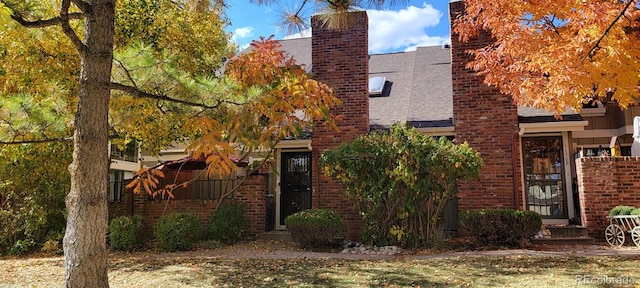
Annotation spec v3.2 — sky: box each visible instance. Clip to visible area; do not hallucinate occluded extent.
[225,1,451,54]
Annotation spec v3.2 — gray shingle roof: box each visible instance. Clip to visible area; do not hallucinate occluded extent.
[278,37,454,129]
[276,37,586,129]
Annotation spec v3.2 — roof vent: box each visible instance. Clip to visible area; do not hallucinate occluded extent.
[369,77,386,95]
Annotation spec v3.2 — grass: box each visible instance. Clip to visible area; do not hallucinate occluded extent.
[1,250,639,287]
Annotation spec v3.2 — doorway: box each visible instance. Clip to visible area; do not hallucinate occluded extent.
[522,136,568,218]
[278,151,312,226]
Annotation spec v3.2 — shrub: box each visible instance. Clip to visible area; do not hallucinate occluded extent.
[154,213,201,251]
[41,239,60,253]
[7,239,36,256]
[459,209,542,248]
[109,215,144,251]
[208,202,249,244]
[320,124,482,248]
[609,206,637,216]
[285,209,346,249]
[0,143,70,254]
[630,208,640,216]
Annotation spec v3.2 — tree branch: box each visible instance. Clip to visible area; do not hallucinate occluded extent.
[60,0,87,54]
[110,82,243,109]
[0,137,73,145]
[70,0,90,13]
[8,11,84,28]
[579,0,635,66]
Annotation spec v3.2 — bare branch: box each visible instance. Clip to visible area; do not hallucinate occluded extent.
[111,82,243,109]
[60,0,87,54]
[579,0,635,66]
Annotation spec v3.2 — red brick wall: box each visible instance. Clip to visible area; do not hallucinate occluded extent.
[449,1,523,211]
[110,174,268,239]
[576,157,640,239]
[311,11,369,239]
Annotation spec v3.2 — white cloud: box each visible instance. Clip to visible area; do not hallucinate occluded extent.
[232,27,254,42]
[367,3,447,53]
[274,3,448,53]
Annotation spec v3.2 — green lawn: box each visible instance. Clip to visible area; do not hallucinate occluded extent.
[2,254,639,287]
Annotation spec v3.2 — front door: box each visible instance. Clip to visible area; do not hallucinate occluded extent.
[522,136,568,218]
[279,152,312,226]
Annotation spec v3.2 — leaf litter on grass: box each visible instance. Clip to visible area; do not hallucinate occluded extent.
[2,243,640,287]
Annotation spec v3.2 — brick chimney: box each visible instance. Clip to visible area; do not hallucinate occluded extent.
[449,1,523,210]
[311,11,369,238]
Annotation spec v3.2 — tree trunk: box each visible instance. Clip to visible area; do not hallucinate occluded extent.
[63,1,115,287]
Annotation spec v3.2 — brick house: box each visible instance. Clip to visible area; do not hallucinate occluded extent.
[109,3,640,240]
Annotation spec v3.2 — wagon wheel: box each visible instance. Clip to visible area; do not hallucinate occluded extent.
[605,224,625,247]
[631,227,640,247]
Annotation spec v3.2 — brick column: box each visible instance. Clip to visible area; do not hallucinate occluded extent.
[576,157,640,239]
[311,11,369,239]
[449,1,523,211]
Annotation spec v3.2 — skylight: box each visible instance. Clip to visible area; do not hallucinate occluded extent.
[369,77,386,95]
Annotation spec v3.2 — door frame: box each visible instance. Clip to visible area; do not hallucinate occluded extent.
[274,141,312,230]
[520,132,575,225]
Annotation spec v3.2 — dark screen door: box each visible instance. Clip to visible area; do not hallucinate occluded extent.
[280,152,312,225]
[522,136,567,218]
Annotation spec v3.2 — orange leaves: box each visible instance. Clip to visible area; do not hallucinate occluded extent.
[127,167,165,196]
[127,167,196,199]
[454,0,640,114]
[218,36,340,152]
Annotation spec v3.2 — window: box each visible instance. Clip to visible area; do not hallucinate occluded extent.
[109,170,124,202]
[110,141,138,162]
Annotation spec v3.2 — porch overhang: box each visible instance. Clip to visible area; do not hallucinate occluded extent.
[519,121,589,134]
[518,115,588,134]
[275,139,312,150]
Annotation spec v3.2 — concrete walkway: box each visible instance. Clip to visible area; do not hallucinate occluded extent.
[159,243,640,261]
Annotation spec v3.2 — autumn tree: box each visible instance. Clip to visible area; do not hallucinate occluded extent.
[127,37,340,203]
[0,0,230,287]
[453,0,640,115]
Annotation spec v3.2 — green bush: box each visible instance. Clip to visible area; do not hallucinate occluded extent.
[609,206,637,216]
[7,239,36,256]
[0,143,70,254]
[109,215,144,251]
[285,209,346,249]
[320,124,482,248]
[154,213,201,251]
[208,202,249,244]
[459,209,542,248]
[630,208,640,216]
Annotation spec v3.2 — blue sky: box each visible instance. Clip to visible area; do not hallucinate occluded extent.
[225,1,451,54]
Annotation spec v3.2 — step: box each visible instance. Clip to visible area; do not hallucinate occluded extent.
[532,236,596,245]
[258,230,292,241]
[545,225,589,238]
